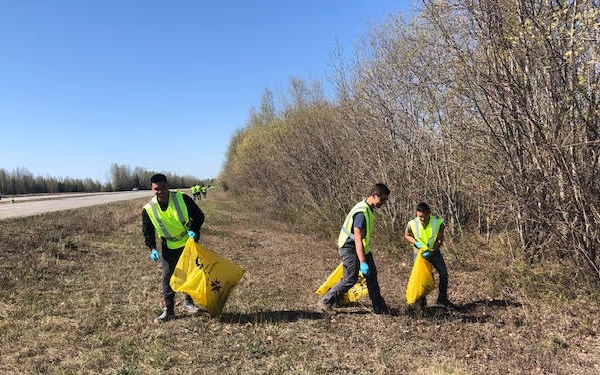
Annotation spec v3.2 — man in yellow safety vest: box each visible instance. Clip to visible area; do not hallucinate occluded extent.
[142,173,205,323]
[317,183,391,315]
[404,202,453,308]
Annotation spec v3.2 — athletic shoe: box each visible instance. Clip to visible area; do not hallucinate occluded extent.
[436,298,455,307]
[316,299,333,314]
[182,301,200,314]
[153,308,175,324]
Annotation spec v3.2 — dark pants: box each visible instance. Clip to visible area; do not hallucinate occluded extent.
[161,245,193,312]
[414,250,449,301]
[322,247,387,311]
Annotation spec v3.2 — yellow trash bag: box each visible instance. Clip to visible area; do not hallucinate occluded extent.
[170,238,245,317]
[315,262,368,305]
[406,247,435,304]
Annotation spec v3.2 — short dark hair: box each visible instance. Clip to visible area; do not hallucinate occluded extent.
[416,202,430,212]
[150,174,168,184]
[371,183,390,197]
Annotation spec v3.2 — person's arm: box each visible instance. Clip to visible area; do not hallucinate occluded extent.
[353,226,367,263]
[142,210,157,250]
[404,225,418,246]
[432,223,445,251]
[183,194,205,237]
[351,212,367,262]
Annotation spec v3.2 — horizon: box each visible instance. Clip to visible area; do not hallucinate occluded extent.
[0,1,414,184]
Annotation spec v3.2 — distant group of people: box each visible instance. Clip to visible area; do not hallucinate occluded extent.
[191,183,208,201]
[142,175,452,323]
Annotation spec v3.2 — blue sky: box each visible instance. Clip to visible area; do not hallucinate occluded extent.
[0,1,413,183]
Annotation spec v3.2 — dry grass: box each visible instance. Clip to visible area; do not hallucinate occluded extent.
[0,191,598,374]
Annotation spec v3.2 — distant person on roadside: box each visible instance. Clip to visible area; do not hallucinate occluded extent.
[142,173,205,323]
[200,184,208,199]
[192,184,201,201]
[404,202,453,309]
[317,183,391,315]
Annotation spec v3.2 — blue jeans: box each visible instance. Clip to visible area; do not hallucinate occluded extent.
[322,247,387,310]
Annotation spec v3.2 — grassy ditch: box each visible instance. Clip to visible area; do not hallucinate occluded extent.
[0,191,598,374]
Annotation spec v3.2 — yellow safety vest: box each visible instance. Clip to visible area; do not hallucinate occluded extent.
[144,191,190,249]
[337,200,374,254]
[408,215,443,249]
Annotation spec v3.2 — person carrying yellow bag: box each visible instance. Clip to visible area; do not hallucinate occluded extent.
[142,174,205,323]
[404,202,454,309]
[316,183,391,315]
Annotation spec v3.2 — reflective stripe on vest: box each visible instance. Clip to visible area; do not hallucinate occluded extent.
[410,215,442,248]
[144,191,190,248]
[337,200,374,254]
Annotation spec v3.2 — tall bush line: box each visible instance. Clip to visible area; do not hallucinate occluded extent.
[221,2,599,279]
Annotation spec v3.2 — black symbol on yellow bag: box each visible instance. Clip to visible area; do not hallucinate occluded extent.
[211,279,222,292]
[195,257,204,270]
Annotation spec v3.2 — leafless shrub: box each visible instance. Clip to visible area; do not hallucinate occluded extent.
[221,3,600,280]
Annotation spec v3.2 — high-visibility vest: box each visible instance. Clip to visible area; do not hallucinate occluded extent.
[408,215,443,249]
[144,191,190,249]
[337,200,374,254]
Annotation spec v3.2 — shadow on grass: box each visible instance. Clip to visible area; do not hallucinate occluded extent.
[219,310,325,324]
[418,298,523,323]
[454,298,523,312]
[184,299,523,324]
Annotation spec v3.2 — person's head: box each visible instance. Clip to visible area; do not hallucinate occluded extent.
[150,174,169,203]
[416,202,431,225]
[367,183,390,208]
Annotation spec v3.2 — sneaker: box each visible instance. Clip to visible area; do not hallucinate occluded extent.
[316,299,333,314]
[182,301,200,314]
[436,298,455,307]
[373,305,391,315]
[153,308,175,324]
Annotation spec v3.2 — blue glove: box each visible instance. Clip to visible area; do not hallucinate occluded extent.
[360,262,369,276]
[414,241,423,249]
[149,249,160,261]
[188,230,196,239]
[422,250,432,260]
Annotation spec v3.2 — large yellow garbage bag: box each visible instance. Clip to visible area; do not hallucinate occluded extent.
[315,262,368,305]
[170,238,245,317]
[406,247,435,304]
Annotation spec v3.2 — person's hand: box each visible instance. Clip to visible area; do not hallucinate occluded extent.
[421,250,432,260]
[360,262,369,276]
[188,230,196,239]
[414,241,423,249]
[149,249,160,261]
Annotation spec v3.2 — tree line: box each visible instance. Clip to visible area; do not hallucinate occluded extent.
[0,164,206,195]
[220,1,600,280]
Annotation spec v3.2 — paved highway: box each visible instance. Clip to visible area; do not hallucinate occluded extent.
[0,190,154,220]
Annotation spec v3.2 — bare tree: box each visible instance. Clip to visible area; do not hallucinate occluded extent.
[422,0,600,276]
